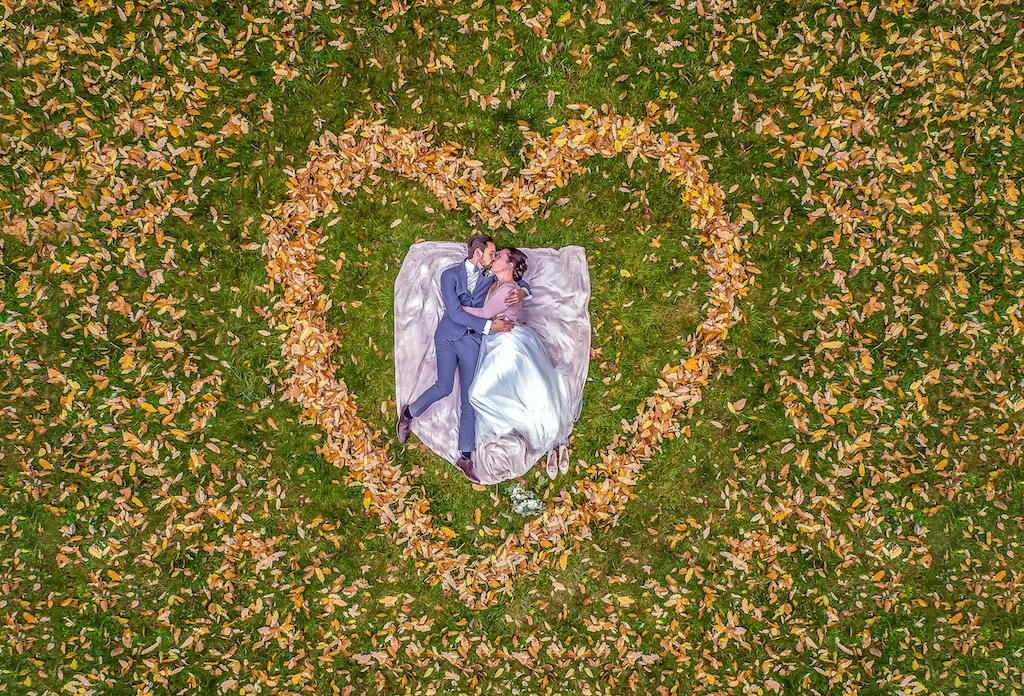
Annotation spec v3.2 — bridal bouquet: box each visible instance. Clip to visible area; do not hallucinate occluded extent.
[507,483,544,516]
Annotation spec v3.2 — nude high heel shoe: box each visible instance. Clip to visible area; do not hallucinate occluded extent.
[545,450,558,479]
[557,444,570,474]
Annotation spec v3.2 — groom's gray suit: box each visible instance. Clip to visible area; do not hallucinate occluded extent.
[409,260,531,453]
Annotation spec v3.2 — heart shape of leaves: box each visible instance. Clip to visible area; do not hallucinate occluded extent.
[259,110,752,608]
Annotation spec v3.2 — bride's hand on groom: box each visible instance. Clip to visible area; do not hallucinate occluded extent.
[491,317,514,332]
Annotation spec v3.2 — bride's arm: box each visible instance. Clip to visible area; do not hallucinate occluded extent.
[461,284,514,319]
[460,304,490,318]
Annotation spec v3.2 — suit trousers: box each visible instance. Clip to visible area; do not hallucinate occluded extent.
[409,329,481,453]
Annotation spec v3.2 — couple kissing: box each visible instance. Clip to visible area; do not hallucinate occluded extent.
[397,232,578,483]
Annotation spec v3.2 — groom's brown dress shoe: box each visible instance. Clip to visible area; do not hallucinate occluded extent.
[397,406,413,443]
[456,453,480,483]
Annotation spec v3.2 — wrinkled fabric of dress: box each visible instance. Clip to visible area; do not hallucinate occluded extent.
[458,279,581,484]
[469,323,581,483]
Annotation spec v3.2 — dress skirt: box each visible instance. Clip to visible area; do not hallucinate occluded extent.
[468,324,580,482]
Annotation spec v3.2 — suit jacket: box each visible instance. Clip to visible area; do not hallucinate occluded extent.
[436,262,531,341]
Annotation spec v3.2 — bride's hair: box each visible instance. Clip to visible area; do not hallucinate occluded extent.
[506,248,528,282]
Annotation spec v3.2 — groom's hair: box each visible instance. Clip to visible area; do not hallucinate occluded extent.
[466,232,494,260]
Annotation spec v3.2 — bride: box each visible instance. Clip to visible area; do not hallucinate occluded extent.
[461,247,580,481]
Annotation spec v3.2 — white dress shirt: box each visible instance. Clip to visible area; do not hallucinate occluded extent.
[464,259,492,334]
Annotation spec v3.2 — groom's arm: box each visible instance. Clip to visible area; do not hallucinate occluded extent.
[502,278,531,308]
[506,277,532,303]
[439,269,488,332]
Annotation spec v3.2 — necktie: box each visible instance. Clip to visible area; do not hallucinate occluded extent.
[468,267,480,293]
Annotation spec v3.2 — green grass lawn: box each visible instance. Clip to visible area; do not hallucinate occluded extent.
[1,0,1023,694]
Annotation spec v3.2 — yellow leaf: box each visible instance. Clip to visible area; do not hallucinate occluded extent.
[619,269,632,277]
[559,551,569,571]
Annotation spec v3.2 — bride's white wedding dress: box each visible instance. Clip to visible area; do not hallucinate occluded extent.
[462,281,580,483]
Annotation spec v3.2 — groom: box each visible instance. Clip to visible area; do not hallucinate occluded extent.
[397,233,531,482]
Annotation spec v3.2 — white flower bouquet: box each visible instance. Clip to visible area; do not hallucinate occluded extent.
[507,483,544,516]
